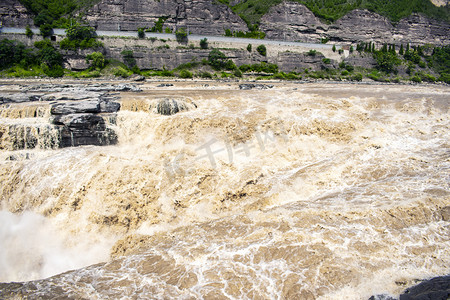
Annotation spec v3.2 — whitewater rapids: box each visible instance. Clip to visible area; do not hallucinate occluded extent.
[0,81,448,299]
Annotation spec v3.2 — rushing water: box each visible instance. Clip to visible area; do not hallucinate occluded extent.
[0,82,448,299]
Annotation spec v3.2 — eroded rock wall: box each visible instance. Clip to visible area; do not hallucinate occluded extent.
[260,2,450,46]
[84,0,248,35]
[0,0,33,27]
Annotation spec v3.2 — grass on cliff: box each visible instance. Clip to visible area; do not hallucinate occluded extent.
[227,0,449,28]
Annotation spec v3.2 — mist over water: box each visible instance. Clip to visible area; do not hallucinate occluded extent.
[0,82,448,299]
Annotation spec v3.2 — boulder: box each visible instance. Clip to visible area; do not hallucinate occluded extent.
[99,100,121,113]
[399,275,450,300]
[51,114,117,147]
[41,91,103,102]
[50,100,100,115]
[239,84,274,90]
[155,98,195,115]
[0,94,41,104]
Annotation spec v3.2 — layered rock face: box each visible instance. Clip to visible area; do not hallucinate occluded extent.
[260,2,450,46]
[0,84,140,150]
[85,0,247,35]
[0,0,33,27]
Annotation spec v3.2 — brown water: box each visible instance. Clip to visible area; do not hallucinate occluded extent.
[0,82,449,299]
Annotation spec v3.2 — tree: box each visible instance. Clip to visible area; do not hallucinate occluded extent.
[256,44,266,56]
[175,28,188,43]
[332,44,336,52]
[399,44,404,55]
[138,28,145,39]
[375,51,400,73]
[66,23,96,41]
[25,25,34,38]
[121,49,136,68]
[208,49,227,70]
[40,24,53,38]
[200,38,208,49]
[349,46,354,53]
[247,44,252,52]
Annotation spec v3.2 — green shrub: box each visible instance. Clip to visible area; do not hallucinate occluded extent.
[66,23,95,41]
[341,70,349,76]
[351,73,363,81]
[25,25,34,38]
[131,65,141,74]
[419,72,436,82]
[175,28,188,43]
[374,51,400,73]
[34,39,52,49]
[239,62,278,73]
[121,49,136,67]
[438,73,450,83]
[208,49,227,70]
[86,52,105,70]
[332,45,336,52]
[39,46,62,68]
[322,58,331,64]
[60,23,100,50]
[138,28,145,39]
[150,17,167,33]
[179,69,193,78]
[200,38,208,49]
[247,44,252,52]
[285,72,301,80]
[5,65,45,77]
[200,71,213,78]
[256,44,266,56]
[233,68,243,77]
[345,64,354,72]
[224,60,237,71]
[40,24,53,38]
[410,75,422,83]
[113,66,131,78]
[307,49,317,56]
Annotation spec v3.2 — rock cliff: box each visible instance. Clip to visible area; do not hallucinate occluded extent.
[84,0,248,35]
[260,2,450,46]
[0,0,33,27]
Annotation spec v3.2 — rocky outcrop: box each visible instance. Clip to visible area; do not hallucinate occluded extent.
[399,275,449,300]
[84,0,247,35]
[49,93,120,147]
[327,9,395,43]
[0,85,128,149]
[276,51,338,73]
[370,275,450,300]
[0,94,41,104]
[154,98,195,115]
[239,84,274,90]
[0,0,33,27]
[51,113,117,147]
[259,2,324,43]
[260,2,450,46]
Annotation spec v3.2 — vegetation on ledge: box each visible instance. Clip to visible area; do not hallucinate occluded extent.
[1,36,449,84]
